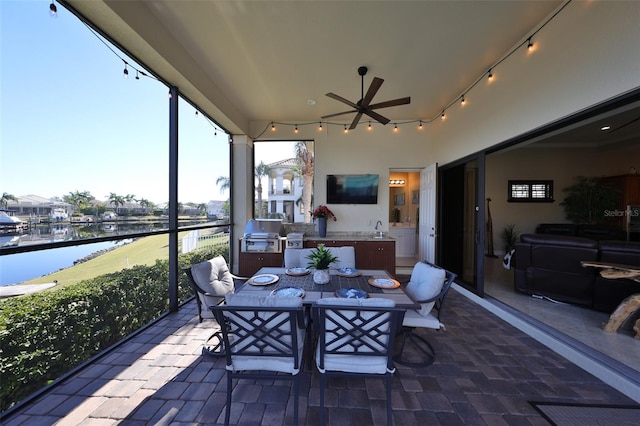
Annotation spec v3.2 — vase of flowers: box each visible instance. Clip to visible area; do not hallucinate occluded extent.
[312,205,336,237]
[306,244,338,284]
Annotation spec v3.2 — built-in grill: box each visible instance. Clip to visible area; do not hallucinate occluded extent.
[241,219,285,253]
[286,232,305,249]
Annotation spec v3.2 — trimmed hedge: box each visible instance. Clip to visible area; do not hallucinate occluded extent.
[0,247,225,412]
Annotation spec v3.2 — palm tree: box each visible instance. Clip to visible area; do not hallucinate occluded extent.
[0,192,18,209]
[216,176,230,195]
[196,203,207,216]
[255,161,270,218]
[106,193,126,214]
[63,191,94,215]
[294,142,314,223]
[137,198,155,215]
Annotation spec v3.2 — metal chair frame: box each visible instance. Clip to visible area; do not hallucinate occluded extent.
[211,305,307,426]
[183,266,246,357]
[312,303,404,426]
[394,262,457,368]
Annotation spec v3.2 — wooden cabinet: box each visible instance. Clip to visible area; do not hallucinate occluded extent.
[305,239,396,274]
[237,240,284,276]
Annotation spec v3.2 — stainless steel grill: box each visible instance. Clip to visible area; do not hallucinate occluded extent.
[242,219,285,253]
[286,232,305,249]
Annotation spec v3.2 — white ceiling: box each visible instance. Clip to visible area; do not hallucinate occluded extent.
[65,0,638,147]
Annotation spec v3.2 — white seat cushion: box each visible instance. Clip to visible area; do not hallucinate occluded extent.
[284,248,314,268]
[401,308,443,329]
[315,297,395,374]
[405,262,446,317]
[328,247,356,269]
[224,294,305,374]
[191,256,235,318]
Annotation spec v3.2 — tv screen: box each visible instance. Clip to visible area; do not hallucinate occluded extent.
[326,174,379,204]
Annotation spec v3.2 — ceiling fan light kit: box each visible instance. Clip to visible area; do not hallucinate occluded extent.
[322,66,411,130]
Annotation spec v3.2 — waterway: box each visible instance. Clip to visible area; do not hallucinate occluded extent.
[0,240,127,286]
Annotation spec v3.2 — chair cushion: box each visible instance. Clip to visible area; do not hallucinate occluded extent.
[224,294,305,374]
[284,247,356,269]
[191,256,235,297]
[284,248,314,268]
[402,308,443,329]
[315,297,395,374]
[405,262,446,316]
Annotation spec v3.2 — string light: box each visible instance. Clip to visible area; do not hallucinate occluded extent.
[135,70,140,80]
[271,122,276,131]
[294,124,299,134]
[49,1,57,17]
[123,63,129,79]
[252,1,571,139]
[318,122,323,131]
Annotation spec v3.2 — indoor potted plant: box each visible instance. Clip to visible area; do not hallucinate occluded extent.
[311,205,337,237]
[306,243,338,284]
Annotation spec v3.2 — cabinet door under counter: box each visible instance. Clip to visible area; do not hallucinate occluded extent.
[388,226,416,257]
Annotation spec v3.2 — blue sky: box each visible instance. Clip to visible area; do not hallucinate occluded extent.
[0,1,236,205]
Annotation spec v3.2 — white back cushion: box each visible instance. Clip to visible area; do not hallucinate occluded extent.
[405,262,446,316]
[284,246,356,269]
[191,256,235,296]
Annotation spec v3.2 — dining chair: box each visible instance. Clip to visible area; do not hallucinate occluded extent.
[394,261,457,367]
[211,294,307,426]
[184,256,246,356]
[312,297,404,426]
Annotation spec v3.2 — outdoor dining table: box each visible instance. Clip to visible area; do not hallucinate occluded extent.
[235,267,420,309]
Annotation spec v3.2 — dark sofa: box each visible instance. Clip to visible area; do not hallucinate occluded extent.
[514,234,640,313]
[536,223,627,240]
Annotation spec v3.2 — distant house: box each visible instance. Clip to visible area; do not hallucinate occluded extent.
[207,200,227,220]
[5,195,73,220]
[266,158,304,223]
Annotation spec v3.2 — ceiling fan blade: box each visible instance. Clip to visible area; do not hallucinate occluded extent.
[363,109,390,125]
[326,93,359,109]
[321,109,357,119]
[360,77,384,108]
[349,112,364,129]
[369,96,411,110]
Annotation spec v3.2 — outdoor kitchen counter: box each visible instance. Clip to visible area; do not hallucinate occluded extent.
[302,234,395,242]
[303,235,396,273]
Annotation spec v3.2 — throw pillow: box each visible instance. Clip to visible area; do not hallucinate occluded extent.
[191,256,235,297]
[405,262,446,316]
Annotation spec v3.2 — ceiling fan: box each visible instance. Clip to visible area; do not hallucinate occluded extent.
[322,66,411,130]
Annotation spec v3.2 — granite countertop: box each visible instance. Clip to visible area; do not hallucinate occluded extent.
[303,233,394,241]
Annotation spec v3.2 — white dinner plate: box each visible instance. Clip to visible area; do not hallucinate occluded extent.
[336,267,361,277]
[368,277,400,289]
[270,286,305,298]
[248,274,280,286]
[285,267,311,276]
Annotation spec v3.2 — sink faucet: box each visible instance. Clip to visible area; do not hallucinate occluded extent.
[375,220,382,230]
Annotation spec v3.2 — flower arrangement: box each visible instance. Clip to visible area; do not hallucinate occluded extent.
[311,205,337,221]
[306,244,339,270]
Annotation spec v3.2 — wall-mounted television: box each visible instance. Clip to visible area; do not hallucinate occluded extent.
[326,174,379,204]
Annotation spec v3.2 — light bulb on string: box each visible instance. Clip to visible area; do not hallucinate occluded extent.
[393,123,398,132]
[135,70,140,80]
[123,64,129,79]
[460,95,466,106]
[49,1,57,17]
[271,122,276,132]
[318,122,323,131]
[368,121,372,131]
[441,111,446,120]
[343,125,349,134]
[527,38,534,53]
[418,120,423,130]
[294,124,299,134]
[487,69,493,82]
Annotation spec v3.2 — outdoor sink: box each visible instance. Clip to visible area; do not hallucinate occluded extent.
[373,232,386,239]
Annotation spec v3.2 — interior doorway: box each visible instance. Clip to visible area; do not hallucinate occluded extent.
[389,169,421,274]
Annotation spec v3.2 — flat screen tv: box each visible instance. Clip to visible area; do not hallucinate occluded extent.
[326,174,379,204]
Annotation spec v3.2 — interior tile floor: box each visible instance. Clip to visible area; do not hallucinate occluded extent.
[483,256,640,374]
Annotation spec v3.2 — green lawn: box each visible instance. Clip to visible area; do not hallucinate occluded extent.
[22,232,224,288]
